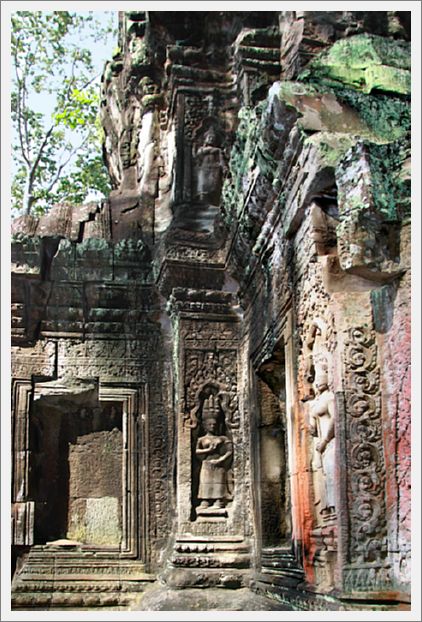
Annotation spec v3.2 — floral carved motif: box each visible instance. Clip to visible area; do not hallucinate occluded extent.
[343,325,388,591]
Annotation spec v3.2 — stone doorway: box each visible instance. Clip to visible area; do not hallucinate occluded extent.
[29,397,123,547]
[24,382,146,559]
[253,332,305,590]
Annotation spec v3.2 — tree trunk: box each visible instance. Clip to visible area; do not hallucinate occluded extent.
[23,168,35,215]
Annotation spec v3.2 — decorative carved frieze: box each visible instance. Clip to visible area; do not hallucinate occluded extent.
[56,338,159,383]
[168,288,237,320]
[184,349,239,431]
[10,9,411,611]
[11,340,56,379]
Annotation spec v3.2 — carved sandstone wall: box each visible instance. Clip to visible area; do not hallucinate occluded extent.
[11,10,411,611]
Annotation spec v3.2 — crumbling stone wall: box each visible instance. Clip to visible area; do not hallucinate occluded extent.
[11,10,411,611]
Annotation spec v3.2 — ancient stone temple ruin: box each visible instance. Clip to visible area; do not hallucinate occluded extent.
[11,10,411,611]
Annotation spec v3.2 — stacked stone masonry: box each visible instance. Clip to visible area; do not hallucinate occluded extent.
[11,10,411,611]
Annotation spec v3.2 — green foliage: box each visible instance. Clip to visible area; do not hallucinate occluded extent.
[11,10,115,215]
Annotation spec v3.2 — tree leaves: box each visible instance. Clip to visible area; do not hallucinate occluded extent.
[11,10,115,214]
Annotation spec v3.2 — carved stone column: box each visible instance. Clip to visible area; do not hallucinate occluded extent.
[164,288,251,588]
[333,293,391,599]
[11,341,57,547]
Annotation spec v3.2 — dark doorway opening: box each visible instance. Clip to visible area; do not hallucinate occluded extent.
[257,340,292,549]
[29,398,123,546]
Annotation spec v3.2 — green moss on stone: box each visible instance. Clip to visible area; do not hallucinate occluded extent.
[141,93,163,110]
[334,90,410,142]
[288,78,410,143]
[77,238,110,253]
[222,104,265,223]
[114,238,148,258]
[238,45,280,60]
[279,81,317,99]
[130,38,148,68]
[305,132,358,168]
[367,139,411,221]
[300,34,410,95]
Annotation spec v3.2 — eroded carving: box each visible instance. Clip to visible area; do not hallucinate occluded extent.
[194,391,234,518]
[10,9,411,609]
[308,358,336,523]
[193,121,226,207]
[184,348,239,431]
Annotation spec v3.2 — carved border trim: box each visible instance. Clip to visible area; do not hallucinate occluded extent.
[12,380,34,545]
[12,380,33,503]
[341,326,389,593]
[99,385,148,561]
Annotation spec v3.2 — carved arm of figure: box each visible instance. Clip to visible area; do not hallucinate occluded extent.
[309,413,318,438]
[207,438,233,467]
[316,417,335,454]
[195,438,217,458]
[308,390,335,453]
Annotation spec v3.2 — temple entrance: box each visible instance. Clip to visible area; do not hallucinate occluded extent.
[29,397,123,547]
[25,382,146,558]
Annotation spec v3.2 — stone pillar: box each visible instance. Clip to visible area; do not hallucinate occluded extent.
[11,341,56,546]
[333,293,390,597]
[164,288,251,588]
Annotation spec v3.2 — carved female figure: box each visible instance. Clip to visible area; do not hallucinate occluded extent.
[308,361,336,519]
[195,394,233,513]
[193,126,225,206]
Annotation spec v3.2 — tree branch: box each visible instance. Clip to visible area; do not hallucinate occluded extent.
[12,48,31,166]
[44,133,90,195]
[80,73,100,91]
[27,124,55,186]
[65,56,78,102]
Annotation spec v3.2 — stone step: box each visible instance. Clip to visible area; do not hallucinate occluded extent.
[12,547,155,610]
[12,590,142,610]
[260,547,305,578]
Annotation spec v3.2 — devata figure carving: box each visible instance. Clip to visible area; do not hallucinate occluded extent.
[195,393,233,516]
[193,125,225,206]
[308,359,336,521]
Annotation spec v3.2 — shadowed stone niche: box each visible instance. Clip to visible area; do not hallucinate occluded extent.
[257,378,291,547]
[253,335,303,591]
